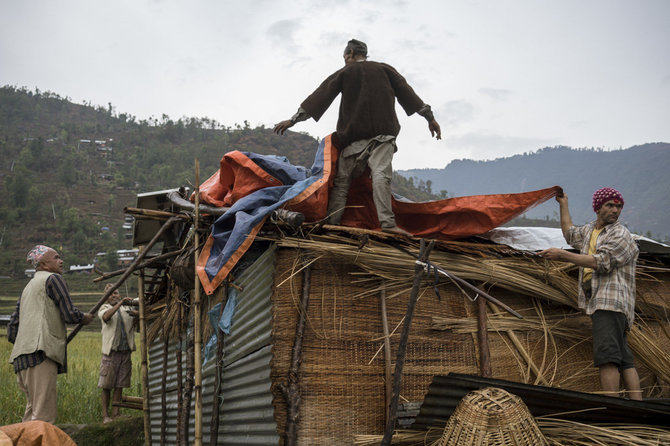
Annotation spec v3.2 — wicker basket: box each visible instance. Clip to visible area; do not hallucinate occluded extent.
[436,387,548,446]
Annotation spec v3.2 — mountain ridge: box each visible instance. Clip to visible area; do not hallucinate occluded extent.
[400,143,670,239]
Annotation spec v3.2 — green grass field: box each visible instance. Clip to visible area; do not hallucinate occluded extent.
[0,328,142,426]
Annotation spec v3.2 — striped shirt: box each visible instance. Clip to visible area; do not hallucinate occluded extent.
[7,274,85,374]
[565,220,638,328]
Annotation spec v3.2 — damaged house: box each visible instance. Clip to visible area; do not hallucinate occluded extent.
[108,136,670,445]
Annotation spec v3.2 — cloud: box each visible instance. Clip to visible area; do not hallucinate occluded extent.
[266,18,303,53]
[437,100,475,129]
[479,87,514,102]
[444,131,557,161]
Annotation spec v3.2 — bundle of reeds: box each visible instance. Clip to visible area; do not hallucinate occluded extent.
[432,312,588,341]
[353,420,670,445]
[432,310,670,391]
[273,235,578,307]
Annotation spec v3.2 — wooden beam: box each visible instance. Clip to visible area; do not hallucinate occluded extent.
[381,239,435,446]
[280,261,312,446]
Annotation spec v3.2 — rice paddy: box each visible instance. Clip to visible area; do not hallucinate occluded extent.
[0,329,142,426]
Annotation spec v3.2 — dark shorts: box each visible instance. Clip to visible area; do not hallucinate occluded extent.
[98,351,132,389]
[591,310,635,371]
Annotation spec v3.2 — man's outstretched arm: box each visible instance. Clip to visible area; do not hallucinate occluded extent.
[417,104,441,140]
[273,107,311,135]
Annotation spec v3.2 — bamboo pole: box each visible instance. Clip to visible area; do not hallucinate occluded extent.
[176,301,184,446]
[210,283,228,446]
[281,260,312,446]
[381,239,435,446]
[477,296,493,378]
[193,158,203,446]
[161,336,168,446]
[93,248,185,282]
[379,283,393,424]
[125,206,190,220]
[67,216,181,343]
[139,269,152,446]
[181,329,194,446]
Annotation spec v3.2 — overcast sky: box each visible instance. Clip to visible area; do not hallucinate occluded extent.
[2,0,669,170]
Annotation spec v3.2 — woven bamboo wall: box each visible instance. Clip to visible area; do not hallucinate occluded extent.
[269,248,670,445]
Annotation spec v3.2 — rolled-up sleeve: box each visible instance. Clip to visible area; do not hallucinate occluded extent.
[565,225,589,251]
[46,274,85,324]
[593,231,638,273]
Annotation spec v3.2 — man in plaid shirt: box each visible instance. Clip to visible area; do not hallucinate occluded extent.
[540,187,641,400]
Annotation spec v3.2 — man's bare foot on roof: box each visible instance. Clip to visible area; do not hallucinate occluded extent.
[382,226,413,237]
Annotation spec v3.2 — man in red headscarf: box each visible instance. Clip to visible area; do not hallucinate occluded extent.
[7,245,94,423]
[540,188,641,400]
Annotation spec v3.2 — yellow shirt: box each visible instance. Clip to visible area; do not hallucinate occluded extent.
[582,227,603,283]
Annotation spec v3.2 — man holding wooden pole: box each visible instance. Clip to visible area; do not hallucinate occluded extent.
[7,245,94,423]
[97,283,137,423]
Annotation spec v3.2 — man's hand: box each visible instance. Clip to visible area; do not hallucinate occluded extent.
[538,247,567,261]
[121,297,133,306]
[273,120,294,135]
[81,313,94,325]
[539,248,597,268]
[556,189,568,206]
[428,119,441,140]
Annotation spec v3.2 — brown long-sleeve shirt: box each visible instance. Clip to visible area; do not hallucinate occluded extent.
[300,60,425,149]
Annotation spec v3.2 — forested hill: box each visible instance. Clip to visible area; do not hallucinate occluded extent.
[0,86,435,276]
[400,143,670,240]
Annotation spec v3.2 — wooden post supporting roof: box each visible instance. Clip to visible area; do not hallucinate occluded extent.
[477,296,493,378]
[281,260,312,446]
[193,158,203,446]
[138,269,151,446]
[381,239,435,446]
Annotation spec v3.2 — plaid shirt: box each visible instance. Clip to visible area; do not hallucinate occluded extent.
[7,274,85,374]
[566,220,638,328]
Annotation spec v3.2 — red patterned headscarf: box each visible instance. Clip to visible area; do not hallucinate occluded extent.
[26,245,55,267]
[592,187,624,212]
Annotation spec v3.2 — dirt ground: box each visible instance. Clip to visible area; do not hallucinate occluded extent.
[60,416,144,446]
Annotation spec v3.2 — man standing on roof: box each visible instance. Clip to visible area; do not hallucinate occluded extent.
[540,188,642,400]
[7,245,94,423]
[274,38,442,236]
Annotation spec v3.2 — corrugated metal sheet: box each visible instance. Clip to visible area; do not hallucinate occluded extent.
[148,245,279,445]
[412,373,670,430]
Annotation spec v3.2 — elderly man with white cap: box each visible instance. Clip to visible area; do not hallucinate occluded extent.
[540,187,642,400]
[7,245,94,423]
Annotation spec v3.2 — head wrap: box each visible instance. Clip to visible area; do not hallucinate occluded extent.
[592,187,624,212]
[26,245,54,267]
[345,39,368,57]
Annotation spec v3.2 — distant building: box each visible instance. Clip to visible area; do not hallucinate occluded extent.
[68,264,94,274]
[94,249,139,269]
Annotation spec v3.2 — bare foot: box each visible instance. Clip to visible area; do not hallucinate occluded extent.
[382,226,413,237]
[103,416,113,424]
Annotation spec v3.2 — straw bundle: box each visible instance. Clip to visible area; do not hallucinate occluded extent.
[432,312,589,341]
[628,322,670,385]
[354,419,670,446]
[433,311,670,391]
[273,236,578,307]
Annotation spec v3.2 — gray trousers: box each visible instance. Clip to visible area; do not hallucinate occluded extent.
[327,136,397,229]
